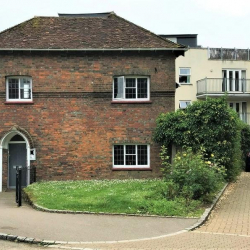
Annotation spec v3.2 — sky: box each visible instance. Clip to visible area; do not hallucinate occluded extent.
[0,0,249,49]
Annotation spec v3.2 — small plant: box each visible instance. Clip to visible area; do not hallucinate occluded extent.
[160,146,226,203]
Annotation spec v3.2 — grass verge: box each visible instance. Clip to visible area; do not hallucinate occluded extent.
[24,179,209,217]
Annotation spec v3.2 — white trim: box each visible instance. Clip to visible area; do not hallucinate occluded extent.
[113,144,150,169]
[179,67,191,84]
[179,100,192,109]
[0,131,31,192]
[6,76,33,102]
[113,76,150,101]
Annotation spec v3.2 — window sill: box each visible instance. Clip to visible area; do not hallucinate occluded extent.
[180,83,193,86]
[111,101,152,104]
[5,101,34,105]
[112,168,152,171]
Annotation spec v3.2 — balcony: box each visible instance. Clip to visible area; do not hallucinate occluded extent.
[197,78,250,99]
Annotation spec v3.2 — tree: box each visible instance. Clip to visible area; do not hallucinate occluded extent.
[154,97,242,181]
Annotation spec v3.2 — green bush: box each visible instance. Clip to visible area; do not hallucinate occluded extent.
[154,97,242,181]
[240,122,250,157]
[160,146,226,202]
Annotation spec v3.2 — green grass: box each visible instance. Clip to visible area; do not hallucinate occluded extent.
[24,179,205,217]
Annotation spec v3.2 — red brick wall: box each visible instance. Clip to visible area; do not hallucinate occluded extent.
[0,51,176,181]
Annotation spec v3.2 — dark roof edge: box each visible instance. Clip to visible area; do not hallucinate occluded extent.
[0,48,187,51]
[159,34,198,38]
[112,14,186,49]
[58,12,114,17]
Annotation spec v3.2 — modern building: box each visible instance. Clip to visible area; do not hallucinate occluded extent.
[175,47,250,125]
[160,34,250,124]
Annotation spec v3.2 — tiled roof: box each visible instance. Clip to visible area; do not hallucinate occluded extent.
[0,12,186,50]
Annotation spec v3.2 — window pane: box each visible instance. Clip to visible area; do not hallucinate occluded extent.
[125,78,136,99]
[114,78,118,98]
[236,103,240,113]
[137,78,148,98]
[20,78,31,99]
[138,145,148,165]
[117,77,124,98]
[179,76,189,83]
[180,68,190,75]
[179,101,191,109]
[8,78,19,99]
[114,77,125,99]
[126,145,136,154]
[126,78,136,88]
[114,145,124,165]
[125,88,136,99]
[126,155,136,165]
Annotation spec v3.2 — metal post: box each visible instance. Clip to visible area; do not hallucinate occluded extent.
[15,165,22,207]
[18,167,22,207]
[15,166,18,203]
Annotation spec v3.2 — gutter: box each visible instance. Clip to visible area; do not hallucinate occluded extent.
[0,48,187,52]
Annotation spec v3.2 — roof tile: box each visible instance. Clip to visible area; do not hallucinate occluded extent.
[0,13,185,50]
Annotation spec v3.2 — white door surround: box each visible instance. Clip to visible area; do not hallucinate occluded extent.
[0,131,31,192]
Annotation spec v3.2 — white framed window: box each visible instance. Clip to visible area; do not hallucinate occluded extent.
[229,101,247,123]
[113,76,150,101]
[179,100,191,109]
[179,68,191,84]
[113,144,150,168]
[6,76,32,101]
[222,69,246,92]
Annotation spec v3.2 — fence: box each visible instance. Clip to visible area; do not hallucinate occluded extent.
[208,48,250,60]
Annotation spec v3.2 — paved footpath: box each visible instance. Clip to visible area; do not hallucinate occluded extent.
[1,172,250,249]
[54,172,250,249]
[0,192,197,242]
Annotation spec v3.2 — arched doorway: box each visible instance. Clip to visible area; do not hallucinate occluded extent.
[0,130,31,192]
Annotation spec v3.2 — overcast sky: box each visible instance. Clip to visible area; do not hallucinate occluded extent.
[0,0,249,49]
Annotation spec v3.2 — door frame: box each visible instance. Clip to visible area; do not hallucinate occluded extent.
[8,141,27,189]
[223,69,244,92]
[0,131,30,192]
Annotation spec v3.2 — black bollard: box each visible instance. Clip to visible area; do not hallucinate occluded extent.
[18,167,22,207]
[15,166,22,207]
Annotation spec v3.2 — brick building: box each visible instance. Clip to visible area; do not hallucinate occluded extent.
[0,12,185,191]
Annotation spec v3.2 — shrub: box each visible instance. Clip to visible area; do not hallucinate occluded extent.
[160,146,226,202]
[154,97,242,181]
[240,122,250,157]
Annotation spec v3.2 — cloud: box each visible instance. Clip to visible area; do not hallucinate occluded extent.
[192,0,250,16]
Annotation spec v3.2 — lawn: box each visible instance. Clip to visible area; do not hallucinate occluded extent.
[24,179,205,217]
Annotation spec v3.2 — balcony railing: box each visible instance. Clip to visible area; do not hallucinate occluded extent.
[197,78,250,96]
[208,48,250,61]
